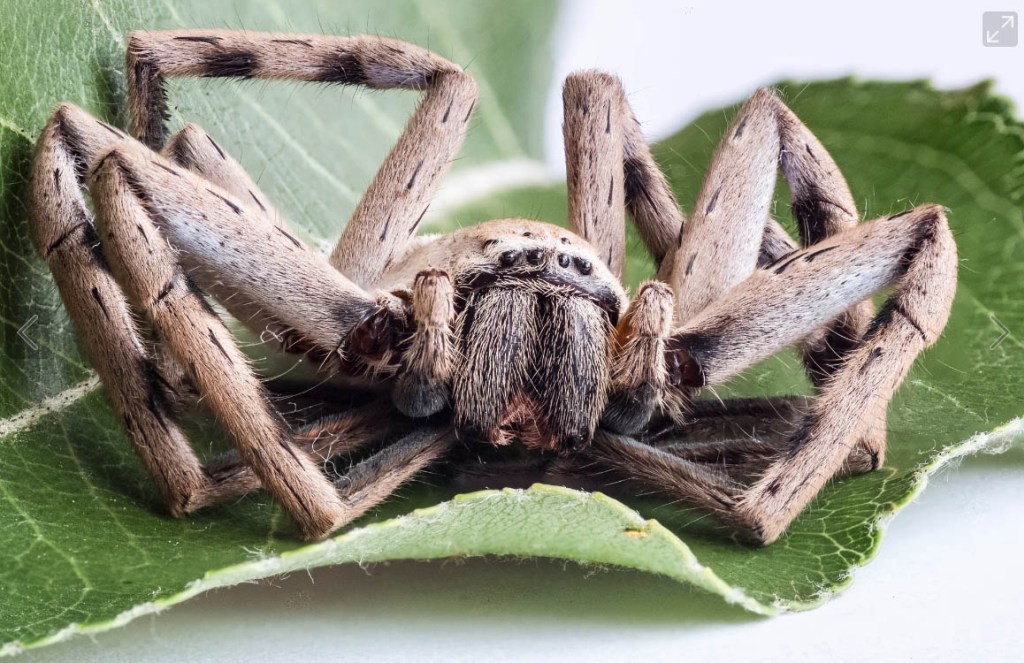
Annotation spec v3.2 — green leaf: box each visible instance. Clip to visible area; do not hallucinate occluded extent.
[1,0,1022,655]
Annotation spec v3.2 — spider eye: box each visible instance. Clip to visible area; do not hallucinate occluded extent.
[574,257,592,275]
[557,253,571,268]
[525,248,545,265]
[499,250,520,267]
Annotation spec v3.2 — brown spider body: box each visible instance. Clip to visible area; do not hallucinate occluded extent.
[369,219,623,453]
[28,30,957,545]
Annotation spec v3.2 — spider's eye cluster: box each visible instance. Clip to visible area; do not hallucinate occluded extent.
[494,244,594,276]
[499,249,520,266]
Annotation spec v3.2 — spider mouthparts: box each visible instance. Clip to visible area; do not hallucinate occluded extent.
[348,304,396,359]
[664,341,706,388]
[558,433,590,456]
[461,392,596,456]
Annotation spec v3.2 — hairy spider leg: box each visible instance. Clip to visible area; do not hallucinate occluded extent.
[30,105,209,516]
[667,88,875,391]
[88,143,354,539]
[659,87,889,472]
[664,205,956,543]
[126,29,478,289]
[562,71,628,278]
[562,76,803,434]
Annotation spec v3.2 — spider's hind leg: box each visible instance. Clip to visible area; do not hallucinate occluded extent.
[585,431,744,527]
[330,426,457,517]
[649,396,877,479]
[87,144,351,539]
[202,402,414,493]
[667,205,957,543]
[561,73,680,434]
[29,104,211,516]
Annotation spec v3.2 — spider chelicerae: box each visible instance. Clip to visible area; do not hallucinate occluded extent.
[29,30,957,544]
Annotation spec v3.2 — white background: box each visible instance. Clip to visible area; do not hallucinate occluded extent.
[27,2,1024,661]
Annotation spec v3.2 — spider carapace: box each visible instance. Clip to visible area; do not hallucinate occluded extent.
[29,30,956,544]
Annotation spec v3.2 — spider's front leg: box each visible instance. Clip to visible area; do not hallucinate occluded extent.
[560,74,804,434]
[31,102,427,538]
[126,29,476,415]
[665,88,875,388]
[565,85,956,543]
[30,106,345,526]
[561,72,678,433]
[90,138,467,538]
[30,30,481,539]
[651,87,883,458]
[127,29,479,289]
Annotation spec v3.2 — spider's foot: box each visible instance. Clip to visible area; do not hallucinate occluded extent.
[600,385,658,434]
[393,372,449,418]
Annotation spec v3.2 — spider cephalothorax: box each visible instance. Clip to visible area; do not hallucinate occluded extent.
[354,219,626,454]
[29,30,957,545]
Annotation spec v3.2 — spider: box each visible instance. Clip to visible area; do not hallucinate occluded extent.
[29,30,957,545]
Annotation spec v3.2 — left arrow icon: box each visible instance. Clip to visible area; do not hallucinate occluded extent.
[18,315,39,350]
